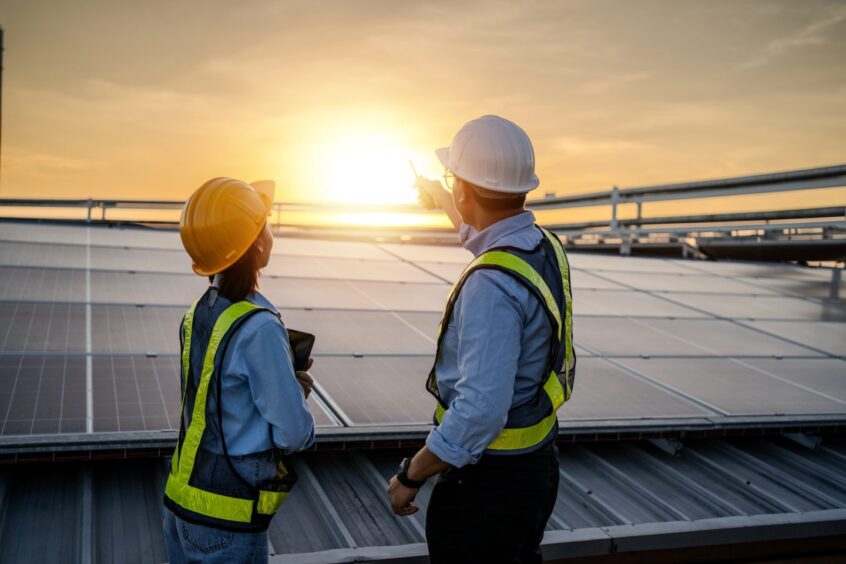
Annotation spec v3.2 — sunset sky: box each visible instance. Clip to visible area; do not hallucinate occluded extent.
[1,0,844,215]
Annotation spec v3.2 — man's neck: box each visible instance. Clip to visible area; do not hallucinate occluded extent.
[471,208,526,232]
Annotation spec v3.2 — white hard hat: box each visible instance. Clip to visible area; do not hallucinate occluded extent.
[436,115,539,195]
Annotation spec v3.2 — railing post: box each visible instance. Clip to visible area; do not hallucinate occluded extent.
[610,186,619,234]
[86,198,93,223]
[830,266,842,300]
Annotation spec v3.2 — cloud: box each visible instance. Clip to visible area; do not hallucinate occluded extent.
[740,3,846,68]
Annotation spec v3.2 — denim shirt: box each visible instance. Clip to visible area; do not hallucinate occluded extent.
[426,211,553,467]
[202,278,315,456]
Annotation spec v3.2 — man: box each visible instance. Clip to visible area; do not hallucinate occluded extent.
[387,115,575,564]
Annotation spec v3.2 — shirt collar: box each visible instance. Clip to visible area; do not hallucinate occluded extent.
[460,210,537,257]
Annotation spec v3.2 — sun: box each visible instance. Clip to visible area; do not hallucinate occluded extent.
[314,133,425,206]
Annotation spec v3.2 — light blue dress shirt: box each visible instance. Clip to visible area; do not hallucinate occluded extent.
[425,211,554,467]
[207,285,315,456]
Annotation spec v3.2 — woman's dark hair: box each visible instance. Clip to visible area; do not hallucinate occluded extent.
[215,238,263,302]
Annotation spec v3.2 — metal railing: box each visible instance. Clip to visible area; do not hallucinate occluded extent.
[524,164,845,266]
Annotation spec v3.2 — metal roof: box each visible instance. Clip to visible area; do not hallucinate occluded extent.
[0,436,844,563]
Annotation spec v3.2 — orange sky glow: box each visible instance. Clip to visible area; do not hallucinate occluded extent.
[0,0,844,227]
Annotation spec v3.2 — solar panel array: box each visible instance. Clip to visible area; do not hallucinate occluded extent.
[0,220,844,445]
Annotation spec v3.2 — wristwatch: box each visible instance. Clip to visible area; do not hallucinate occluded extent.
[396,457,427,489]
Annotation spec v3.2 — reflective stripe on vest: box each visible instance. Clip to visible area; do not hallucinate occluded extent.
[165,300,288,523]
[433,227,573,451]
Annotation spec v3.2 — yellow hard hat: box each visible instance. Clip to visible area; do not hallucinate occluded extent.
[180,177,275,276]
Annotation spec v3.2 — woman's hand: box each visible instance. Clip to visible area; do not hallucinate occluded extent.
[295,357,314,399]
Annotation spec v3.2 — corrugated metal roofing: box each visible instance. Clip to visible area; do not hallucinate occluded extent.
[0,437,844,563]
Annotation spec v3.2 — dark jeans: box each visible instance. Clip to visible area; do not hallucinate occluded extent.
[426,444,560,564]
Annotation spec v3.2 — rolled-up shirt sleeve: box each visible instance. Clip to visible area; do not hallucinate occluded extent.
[239,317,315,453]
[426,271,523,467]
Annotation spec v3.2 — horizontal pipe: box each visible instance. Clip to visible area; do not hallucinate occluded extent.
[546,206,846,231]
[528,163,846,209]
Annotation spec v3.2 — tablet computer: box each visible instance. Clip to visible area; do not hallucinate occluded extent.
[287,329,316,371]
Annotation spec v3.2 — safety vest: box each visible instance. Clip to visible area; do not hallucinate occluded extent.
[164,289,296,531]
[427,226,575,453]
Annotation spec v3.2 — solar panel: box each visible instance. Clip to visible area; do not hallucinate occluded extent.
[91,305,183,354]
[404,261,464,283]
[734,276,844,300]
[377,242,473,264]
[391,312,442,343]
[348,280,449,312]
[574,289,707,318]
[88,227,183,250]
[663,293,846,321]
[92,356,180,432]
[0,302,86,353]
[559,357,710,421]
[90,247,190,274]
[93,355,336,432]
[280,309,435,354]
[0,266,87,303]
[259,278,380,310]
[311,356,435,424]
[265,256,442,284]
[620,358,846,416]
[566,253,693,274]
[743,358,846,403]
[90,271,207,305]
[575,317,822,358]
[0,241,87,270]
[745,321,846,356]
[0,355,86,435]
[0,222,91,246]
[271,237,394,261]
[604,271,776,295]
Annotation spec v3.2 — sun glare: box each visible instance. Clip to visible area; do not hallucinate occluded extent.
[313,133,427,206]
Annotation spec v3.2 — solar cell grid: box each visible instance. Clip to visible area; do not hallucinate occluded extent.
[0,266,87,303]
[91,305,183,354]
[311,356,436,424]
[92,356,179,432]
[92,355,336,432]
[0,302,86,353]
[0,355,86,435]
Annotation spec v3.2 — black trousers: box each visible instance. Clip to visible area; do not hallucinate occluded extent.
[426,443,560,564]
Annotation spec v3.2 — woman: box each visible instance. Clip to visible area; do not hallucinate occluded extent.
[163,177,315,564]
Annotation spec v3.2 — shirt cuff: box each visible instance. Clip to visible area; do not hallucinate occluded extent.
[426,426,481,468]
